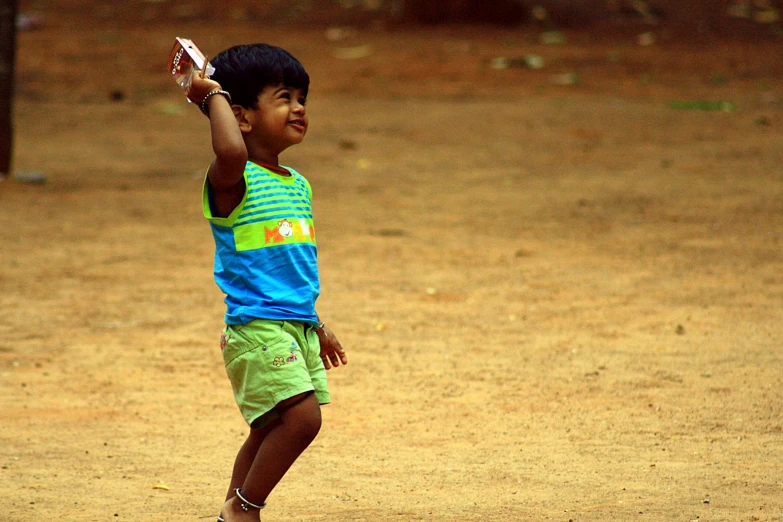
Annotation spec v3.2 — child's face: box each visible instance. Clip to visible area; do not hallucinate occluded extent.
[248,83,308,154]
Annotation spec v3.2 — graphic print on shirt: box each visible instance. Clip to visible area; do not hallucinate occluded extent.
[278,219,294,238]
[262,218,313,246]
[231,165,317,252]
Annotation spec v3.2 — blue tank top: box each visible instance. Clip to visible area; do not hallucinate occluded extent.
[202,162,320,325]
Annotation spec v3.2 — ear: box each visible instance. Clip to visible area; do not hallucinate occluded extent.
[233,105,253,133]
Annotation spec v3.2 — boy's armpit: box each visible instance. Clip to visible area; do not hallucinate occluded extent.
[207,176,246,219]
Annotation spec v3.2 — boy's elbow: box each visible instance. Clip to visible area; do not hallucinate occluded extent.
[213,135,246,159]
[217,146,247,167]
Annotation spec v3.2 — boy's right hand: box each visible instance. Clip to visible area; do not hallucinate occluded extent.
[187,73,223,106]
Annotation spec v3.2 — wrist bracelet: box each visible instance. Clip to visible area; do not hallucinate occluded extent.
[199,89,232,117]
[317,321,325,330]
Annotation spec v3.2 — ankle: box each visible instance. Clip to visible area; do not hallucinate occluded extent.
[222,496,261,522]
[234,488,266,512]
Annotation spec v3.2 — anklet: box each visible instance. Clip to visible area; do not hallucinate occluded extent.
[235,488,266,512]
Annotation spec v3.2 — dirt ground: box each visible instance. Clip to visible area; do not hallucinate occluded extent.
[2,4,783,522]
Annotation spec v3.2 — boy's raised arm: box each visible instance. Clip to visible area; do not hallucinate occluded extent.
[188,75,247,191]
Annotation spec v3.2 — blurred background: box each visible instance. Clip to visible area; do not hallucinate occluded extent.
[2,0,781,177]
[1,2,782,522]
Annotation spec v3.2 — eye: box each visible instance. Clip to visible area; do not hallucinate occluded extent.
[298,97,307,106]
[280,91,291,100]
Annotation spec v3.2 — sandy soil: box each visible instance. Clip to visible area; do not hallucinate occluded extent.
[1,4,783,522]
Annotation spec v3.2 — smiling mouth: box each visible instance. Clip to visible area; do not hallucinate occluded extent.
[289,119,306,127]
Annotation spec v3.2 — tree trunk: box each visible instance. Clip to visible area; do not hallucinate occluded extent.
[0,0,17,176]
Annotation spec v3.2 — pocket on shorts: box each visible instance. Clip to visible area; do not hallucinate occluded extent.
[221,320,287,367]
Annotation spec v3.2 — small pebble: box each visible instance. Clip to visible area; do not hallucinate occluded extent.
[14,171,46,184]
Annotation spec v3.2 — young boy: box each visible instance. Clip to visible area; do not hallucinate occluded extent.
[186,43,348,522]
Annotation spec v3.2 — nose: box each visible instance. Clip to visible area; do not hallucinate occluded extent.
[292,100,305,114]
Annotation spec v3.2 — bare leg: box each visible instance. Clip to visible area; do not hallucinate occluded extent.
[220,392,322,521]
[224,420,279,501]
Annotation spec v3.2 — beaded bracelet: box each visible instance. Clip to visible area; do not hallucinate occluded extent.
[199,89,232,117]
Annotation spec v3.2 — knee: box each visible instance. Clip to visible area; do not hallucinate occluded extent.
[292,405,322,447]
[279,393,322,447]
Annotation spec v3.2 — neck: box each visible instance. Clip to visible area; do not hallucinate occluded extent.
[249,152,279,167]
[252,159,290,176]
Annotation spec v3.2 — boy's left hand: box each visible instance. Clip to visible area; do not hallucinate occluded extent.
[316,325,347,370]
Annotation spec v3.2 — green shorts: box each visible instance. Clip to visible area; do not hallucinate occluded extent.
[220,319,330,429]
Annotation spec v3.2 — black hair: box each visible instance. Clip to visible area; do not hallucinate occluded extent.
[210,43,309,108]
